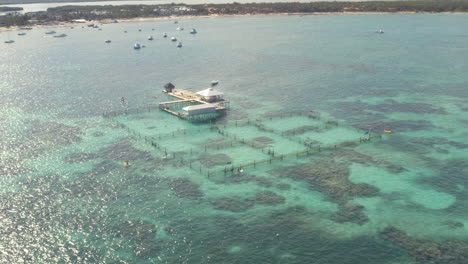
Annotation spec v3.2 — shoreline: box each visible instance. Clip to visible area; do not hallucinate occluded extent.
[1,11,466,32]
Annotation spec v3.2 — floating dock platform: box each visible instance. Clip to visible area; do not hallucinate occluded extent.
[159,88,229,121]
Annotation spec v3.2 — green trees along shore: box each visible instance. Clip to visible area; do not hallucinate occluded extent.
[2,1,468,27]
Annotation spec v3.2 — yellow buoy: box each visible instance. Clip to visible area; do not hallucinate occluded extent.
[384,130,392,134]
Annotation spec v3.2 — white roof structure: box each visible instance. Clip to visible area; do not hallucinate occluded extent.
[182,104,216,111]
[196,88,224,97]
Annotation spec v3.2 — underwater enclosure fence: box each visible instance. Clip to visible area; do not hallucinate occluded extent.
[103,106,383,177]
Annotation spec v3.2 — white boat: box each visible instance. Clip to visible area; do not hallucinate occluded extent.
[171,37,177,42]
[45,30,56,34]
[177,42,183,48]
[176,27,184,31]
[190,28,197,34]
[376,29,384,34]
[4,40,15,44]
[134,43,141,49]
[148,35,154,40]
[211,80,219,86]
[18,32,26,36]
[54,34,67,38]
[105,40,111,43]
[163,32,167,38]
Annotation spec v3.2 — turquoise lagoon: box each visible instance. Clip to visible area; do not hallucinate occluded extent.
[1,14,468,263]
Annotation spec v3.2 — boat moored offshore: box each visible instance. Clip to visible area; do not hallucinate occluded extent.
[171,37,177,42]
[190,28,197,34]
[148,35,154,40]
[134,43,141,49]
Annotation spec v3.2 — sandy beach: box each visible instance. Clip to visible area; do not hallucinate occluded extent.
[0,11,430,32]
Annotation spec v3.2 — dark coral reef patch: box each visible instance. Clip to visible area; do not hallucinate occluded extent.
[380,226,468,264]
[275,161,379,205]
[167,178,204,199]
[210,191,286,212]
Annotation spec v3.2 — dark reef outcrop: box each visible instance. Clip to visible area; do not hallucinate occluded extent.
[210,191,286,212]
[380,226,468,264]
[276,161,379,205]
[167,178,203,199]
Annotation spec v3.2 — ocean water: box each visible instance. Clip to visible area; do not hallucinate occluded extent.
[1,14,468,263]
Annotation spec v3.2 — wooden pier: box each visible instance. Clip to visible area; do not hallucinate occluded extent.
[159,89,228,120]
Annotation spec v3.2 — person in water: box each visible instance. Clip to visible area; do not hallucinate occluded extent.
[121,96,126,105]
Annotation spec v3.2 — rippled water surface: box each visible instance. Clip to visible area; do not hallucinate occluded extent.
[2,14,468,263]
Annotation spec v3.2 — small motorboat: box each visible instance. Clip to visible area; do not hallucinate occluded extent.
[134,43,141,49]
[4,40,15,44]
[148,35,154,40]
[54,33,67,38]
[171,37,177,42]
[124,30,127,33]
[376,29,384,34]
[18,32,26,36]
[152,28,155,31]
[45,30,56,34]
[138,29,142,32]
[105,40,111,43]
[174,21,178,24]
[211,80,219,86]
[190,28,197,34]
[163,32,167,38]
[177,42,183,48]
[176,27,184,31]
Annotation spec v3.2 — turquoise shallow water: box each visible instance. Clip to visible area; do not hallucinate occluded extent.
[2,14,468,263]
